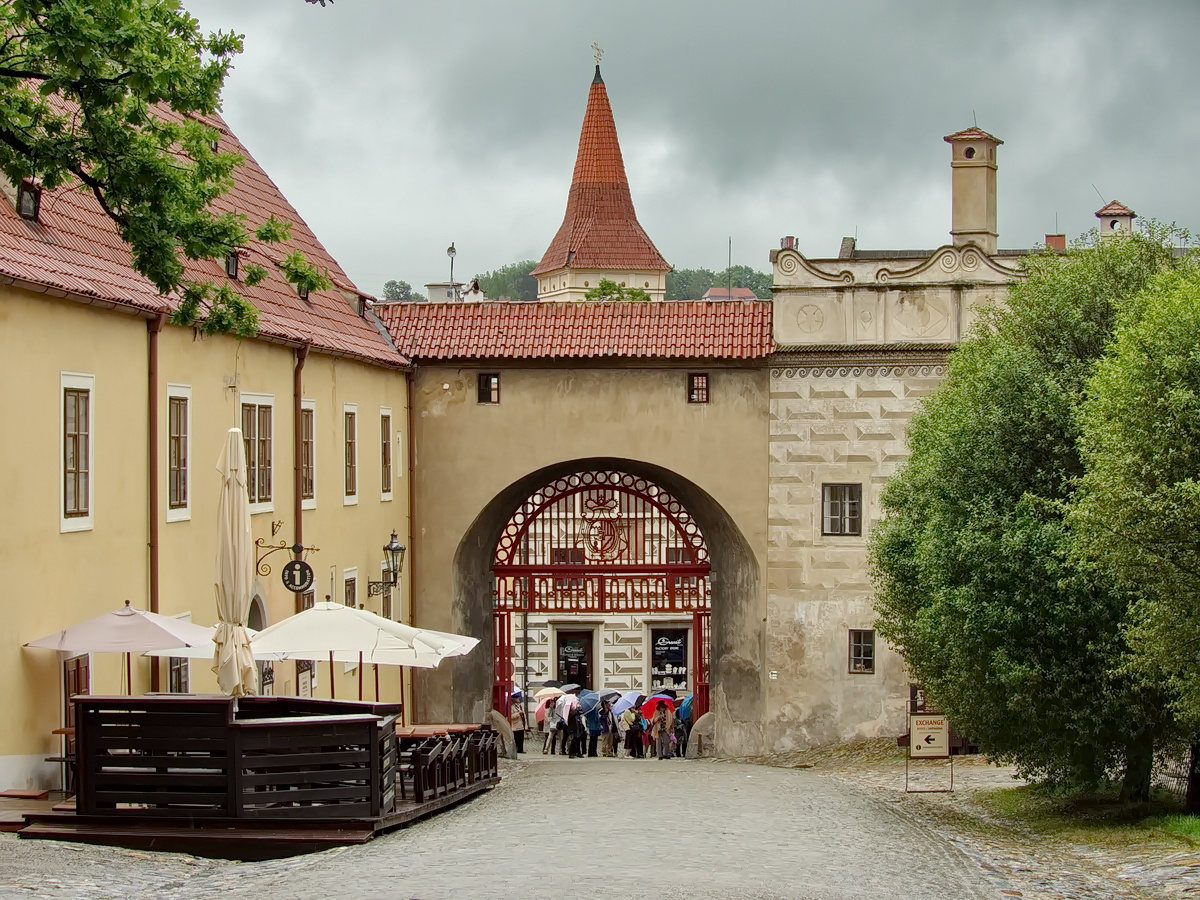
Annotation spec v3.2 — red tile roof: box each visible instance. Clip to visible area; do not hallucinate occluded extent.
[1095,200,1135,218]
[0,110,406,368]
[377,300,772,360]
[531,67,670,277]
[943,126,1003,145]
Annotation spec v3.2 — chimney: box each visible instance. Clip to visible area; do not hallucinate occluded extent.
[944,127,1003,255]
[838,236,856,259]
[1045,234,1066,252]
[1095,201,1135,240]
[780,236,797,251]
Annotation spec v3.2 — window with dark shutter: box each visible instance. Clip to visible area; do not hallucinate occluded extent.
[478,373,500,404]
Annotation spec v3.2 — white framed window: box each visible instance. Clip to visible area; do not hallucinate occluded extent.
[343,403,358,505]
[240,392,274,515]
[380,406,393,501]
[301,398,316,511]
[60,372,95,533]
[166,384,191,522]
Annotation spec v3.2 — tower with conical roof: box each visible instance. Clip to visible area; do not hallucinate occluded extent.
[531,63,671,302]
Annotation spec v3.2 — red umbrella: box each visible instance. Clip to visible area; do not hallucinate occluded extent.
[641,696,675,718]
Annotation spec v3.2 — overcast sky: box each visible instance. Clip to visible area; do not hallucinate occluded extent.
[184,1,1199,298]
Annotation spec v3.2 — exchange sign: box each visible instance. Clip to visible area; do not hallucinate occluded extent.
[909,714,950,759]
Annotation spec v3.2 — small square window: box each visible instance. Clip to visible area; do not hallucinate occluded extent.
[688,373,709,403]
[822,483,862,536]
[17,179,41,221]
[478,373,500,404]
[849,629,875,674]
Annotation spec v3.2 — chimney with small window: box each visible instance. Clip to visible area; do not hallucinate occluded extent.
[1095,201,1135,240]
[944,126,1002,255]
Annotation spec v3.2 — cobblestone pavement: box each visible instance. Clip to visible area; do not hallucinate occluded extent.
[0,755,1000,900]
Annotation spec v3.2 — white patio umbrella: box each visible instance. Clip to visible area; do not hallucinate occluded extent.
[249,601,476,700]
[144,627,286,662]
[26,600,216,693]
[213,427,258,697]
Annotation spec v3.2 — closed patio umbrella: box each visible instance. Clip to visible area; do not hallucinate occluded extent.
[213,428,258,697]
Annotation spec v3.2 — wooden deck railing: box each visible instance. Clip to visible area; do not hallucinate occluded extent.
[74,696,401,820]
[399,728,498,804]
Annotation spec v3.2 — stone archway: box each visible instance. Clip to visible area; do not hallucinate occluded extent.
[427,456,765,756]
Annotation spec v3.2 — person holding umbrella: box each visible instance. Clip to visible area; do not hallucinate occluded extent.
[509,689,527,754]
[646,696,676,759]
[622,699,645,759]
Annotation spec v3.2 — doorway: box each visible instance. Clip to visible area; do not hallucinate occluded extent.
[556,630,594,689]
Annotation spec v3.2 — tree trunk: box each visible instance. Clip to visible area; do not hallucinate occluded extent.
[1185,743,1200,814]
[1120,732,1155,807]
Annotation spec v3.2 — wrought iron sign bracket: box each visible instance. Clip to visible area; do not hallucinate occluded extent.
[255,538,320,577]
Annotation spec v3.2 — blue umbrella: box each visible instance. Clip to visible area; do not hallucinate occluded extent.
[611,691,642,717]
[678,694,694,722]
[578,690,601,714]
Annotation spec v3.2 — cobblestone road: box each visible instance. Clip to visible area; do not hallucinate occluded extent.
[0,755,1002,900]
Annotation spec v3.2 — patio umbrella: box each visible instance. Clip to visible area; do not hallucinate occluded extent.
[27,600,216,693]
[144,627,286,662]
[534,686,564,700]
[213,428,258,697]
[610,691,643,718]
[250,601,468,699]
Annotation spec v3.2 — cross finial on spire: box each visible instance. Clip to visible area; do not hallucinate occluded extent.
[592,42,604,65]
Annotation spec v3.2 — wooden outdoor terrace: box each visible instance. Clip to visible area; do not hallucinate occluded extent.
[18,695,500,860]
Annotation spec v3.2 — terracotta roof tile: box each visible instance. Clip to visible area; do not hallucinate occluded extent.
[0,108,406,368]
[1095,200,1135,218]
[943,126,1004,144]
[531,68,670,277]
[377,300,772,360]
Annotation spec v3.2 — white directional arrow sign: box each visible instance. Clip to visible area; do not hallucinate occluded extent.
[909,714,950,759]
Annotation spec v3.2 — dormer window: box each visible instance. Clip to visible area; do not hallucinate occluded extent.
[225,251,240,280]
[298,284,310,301]
[17,179,41,221]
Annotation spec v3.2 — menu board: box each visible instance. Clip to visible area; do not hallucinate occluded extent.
[651,628,688,691]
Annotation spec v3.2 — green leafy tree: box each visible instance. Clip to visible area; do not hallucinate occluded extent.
[381,279,424,303]
[666,267,715,300]
[476,260,537,302]
[0,1,325,337]
[666,265,771,300]
[1072,248,1200,728]
[869,230,1183,803]
[584,277,650,302]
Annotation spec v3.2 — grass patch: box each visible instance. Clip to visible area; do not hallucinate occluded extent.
[973,783,1191,849]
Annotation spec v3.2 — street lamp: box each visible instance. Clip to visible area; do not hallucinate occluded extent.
[367,531,406,596]
[447,242,457,301]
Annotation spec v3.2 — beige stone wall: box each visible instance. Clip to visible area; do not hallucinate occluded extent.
[155,328,411,704]
[765,361,948,750]
[0,288,411,787]
[409,362,769,751]
[535,268,667,302]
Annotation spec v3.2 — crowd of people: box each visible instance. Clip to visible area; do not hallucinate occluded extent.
[507,686,691,760]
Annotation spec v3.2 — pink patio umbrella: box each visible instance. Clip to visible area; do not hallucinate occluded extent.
[26,600,215,692]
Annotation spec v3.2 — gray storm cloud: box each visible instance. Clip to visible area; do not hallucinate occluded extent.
[186,0,1200,295]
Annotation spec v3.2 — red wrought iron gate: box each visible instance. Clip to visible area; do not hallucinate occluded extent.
[492,471,711,718]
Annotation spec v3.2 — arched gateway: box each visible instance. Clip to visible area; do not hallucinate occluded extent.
[492,470,711,720]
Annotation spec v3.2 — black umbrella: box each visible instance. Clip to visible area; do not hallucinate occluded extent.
[656,688,678,700]
[542,679,564,688]
[559,682,582,693]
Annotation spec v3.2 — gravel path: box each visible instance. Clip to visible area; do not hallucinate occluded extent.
[0,755,999,900]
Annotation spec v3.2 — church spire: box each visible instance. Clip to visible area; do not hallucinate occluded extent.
[531,62,670,289]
